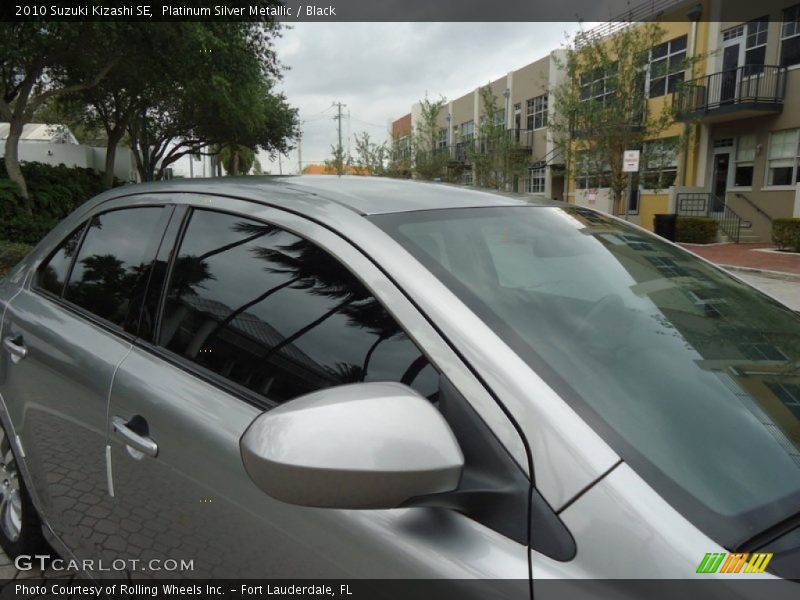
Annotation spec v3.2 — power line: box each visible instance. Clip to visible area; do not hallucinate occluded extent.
[350,117,388,129]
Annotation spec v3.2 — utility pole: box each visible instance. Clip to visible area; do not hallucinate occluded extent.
[297,132,302,174]
[141,106,150,181]
[346,109,351,166]
[333,101,346,176]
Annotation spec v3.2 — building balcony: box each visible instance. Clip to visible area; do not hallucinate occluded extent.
[451,141,471,163]
[505,128,533,150]
[674,65,787,123]
[569,102,646,139]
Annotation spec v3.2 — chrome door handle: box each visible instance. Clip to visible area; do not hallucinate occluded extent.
[112,416,158,458]
[2,336,27,363]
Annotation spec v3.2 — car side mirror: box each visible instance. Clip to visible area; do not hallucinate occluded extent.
[240,382,464,509]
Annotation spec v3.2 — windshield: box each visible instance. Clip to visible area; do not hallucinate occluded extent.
[372,206,800,549]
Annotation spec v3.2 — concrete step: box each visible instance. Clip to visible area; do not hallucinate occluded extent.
[737,234,763,243]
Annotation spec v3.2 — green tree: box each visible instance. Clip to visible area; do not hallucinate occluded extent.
[412,95,448,181]
[352,131,387,176]
[550,22,694,215]
[324,144,346,176]
[469,86,528,190]
[219,144,256,176]
[0,22,118,205]
[125,22,298,182]
[54,24,188,188]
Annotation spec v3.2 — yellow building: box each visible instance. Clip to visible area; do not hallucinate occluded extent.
[569,0,800,240]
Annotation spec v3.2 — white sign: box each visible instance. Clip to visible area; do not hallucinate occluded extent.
[623,150,640,173]
[586,188,597,205]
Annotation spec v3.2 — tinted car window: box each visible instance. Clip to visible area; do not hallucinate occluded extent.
[64,207,166,332]
[159,209,438,404]
[37,224,86,296]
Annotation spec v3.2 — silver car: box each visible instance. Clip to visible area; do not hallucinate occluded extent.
[0,176,798,587]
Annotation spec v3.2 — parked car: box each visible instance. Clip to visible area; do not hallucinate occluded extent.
[0,176,798,585]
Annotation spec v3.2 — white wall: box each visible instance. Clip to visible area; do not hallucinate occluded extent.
[572,188,614,214]
[1,141,137,182]
[168,152,214,178]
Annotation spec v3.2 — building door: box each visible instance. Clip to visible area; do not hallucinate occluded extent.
[720,27,743,104]
[720,45,740,103]
[712,153,731,212]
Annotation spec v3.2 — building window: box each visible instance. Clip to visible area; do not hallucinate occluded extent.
[437,128,447,149]
[647,35,687,98]
[722,25,744,41]
[781,4,800,67]
[462,170,473,186]
[714,137,734,149]
[734,134,756,187]
[575,152,611,189]
[527,165,546,193]
[642,138,678,189]
[766,129,799,186]
[492,109,506,128]
[395,135,411,160]
[744,17,769,75]
[460,120,475,140]
[526,95,548,130]
[767,382,800,419]
[580,65,616,104]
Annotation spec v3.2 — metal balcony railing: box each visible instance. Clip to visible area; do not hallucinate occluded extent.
[674,65,787,119]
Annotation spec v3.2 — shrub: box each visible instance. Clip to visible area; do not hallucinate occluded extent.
[676,216,718,244]
[0,161,120,244]
[772,218,800,252]
[0,240,33,277]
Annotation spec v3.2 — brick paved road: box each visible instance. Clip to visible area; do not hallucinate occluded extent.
[681,242,800,275]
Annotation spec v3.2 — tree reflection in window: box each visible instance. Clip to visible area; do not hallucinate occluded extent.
[161,211,437,405]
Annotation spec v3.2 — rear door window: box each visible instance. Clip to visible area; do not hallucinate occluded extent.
[64,207,167,333]
[36,224,87,296]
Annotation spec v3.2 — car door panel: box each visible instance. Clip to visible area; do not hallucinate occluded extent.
[105,338,528,580]
[1,288,130,561]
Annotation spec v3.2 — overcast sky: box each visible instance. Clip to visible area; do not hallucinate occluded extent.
[258,22,586,174]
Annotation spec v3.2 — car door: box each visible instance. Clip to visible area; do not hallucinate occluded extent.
[0,203,171,561]
[101,196,531,583]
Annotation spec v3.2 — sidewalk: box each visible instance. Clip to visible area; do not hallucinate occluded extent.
[679,242,800,277]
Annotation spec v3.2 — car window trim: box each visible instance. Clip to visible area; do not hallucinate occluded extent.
[152,205,192,346]
[133,204,185,341]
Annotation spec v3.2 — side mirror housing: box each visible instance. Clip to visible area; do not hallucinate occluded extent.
[240,382,464,509]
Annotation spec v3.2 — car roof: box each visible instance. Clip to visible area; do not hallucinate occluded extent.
[100,175,564,216]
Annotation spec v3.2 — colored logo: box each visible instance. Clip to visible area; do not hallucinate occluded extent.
[696,552,773,574]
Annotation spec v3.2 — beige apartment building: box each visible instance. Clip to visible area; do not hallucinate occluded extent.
[391,0,800,241]
[392,49,567,200]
